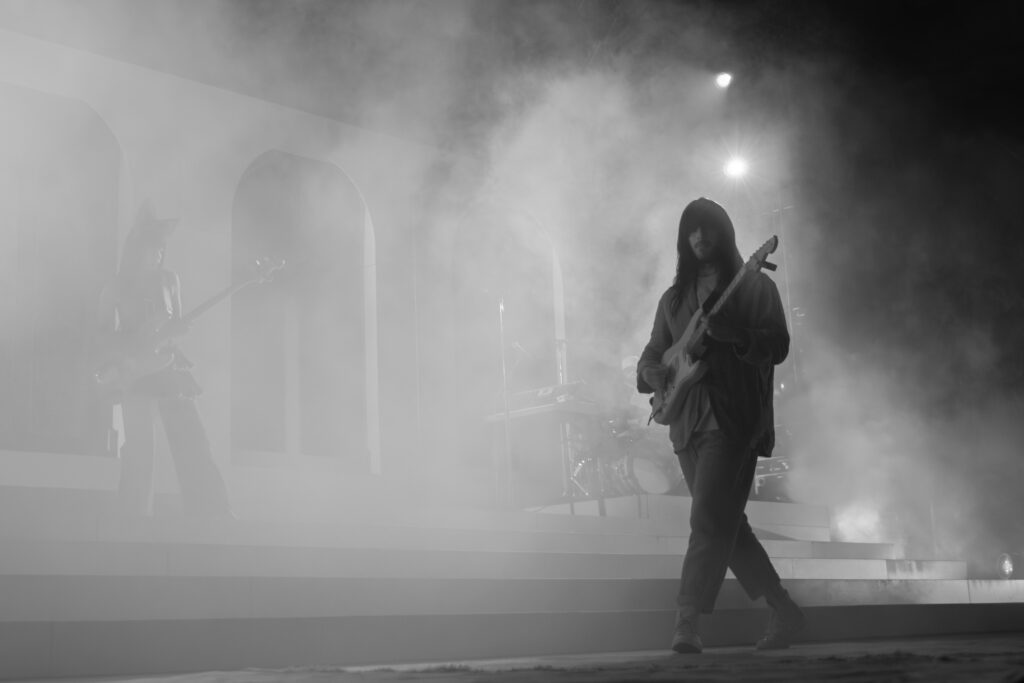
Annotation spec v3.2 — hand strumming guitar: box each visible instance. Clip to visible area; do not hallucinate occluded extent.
[640,364,671,393]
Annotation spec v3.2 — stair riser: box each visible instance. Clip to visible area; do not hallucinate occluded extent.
[0,577,999,623]
[2,604,1023,680]
[0,541,933,580]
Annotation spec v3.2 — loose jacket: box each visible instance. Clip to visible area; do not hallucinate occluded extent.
[637,271,789,457]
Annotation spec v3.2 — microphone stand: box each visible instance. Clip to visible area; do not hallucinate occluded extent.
[497,296,513,507]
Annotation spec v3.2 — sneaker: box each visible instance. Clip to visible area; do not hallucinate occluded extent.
[755,602,806,650]
[671,608,703,654]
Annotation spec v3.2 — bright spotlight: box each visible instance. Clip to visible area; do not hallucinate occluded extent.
[715,72,733,88]
[724,156,749,179]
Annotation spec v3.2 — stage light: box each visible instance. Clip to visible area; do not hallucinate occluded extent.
[715,72,732,88]
[724,156,749,179]
[997,553,1014,579]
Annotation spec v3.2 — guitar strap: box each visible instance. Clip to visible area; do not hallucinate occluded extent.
[700,287,723,314]
[685,282,723,327]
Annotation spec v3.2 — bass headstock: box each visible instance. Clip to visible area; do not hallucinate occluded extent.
[251,257,286,284]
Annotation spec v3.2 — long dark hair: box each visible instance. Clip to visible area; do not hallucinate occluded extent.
[116,201,175,289]
[668,197,743,313]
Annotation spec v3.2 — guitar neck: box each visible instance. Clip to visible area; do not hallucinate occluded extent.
[707,265,752,318]
[703,235,778,320]
[181,280,255,325]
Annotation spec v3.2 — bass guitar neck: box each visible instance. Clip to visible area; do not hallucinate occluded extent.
[93,258,285,400]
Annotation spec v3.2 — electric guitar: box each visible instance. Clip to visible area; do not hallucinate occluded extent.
[649,236,779,426]
[93,257,285,399]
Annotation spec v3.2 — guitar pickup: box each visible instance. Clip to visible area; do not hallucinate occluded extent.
[762,260,778,271]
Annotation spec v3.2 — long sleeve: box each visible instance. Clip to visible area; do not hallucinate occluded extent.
[93,282,121,360]
[637,294,673,394]
[734,274,789,368]
[95,283,117,335]
[167,270,183,321]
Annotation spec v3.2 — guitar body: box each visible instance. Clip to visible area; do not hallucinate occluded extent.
[650,311,708,425]
[646,234,781,427]
[93,345,176,400]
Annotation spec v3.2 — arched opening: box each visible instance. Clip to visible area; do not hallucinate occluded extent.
[0,82,120,457]
[230,151,376,472]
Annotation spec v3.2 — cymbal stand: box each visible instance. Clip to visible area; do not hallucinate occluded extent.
[496,296,513,507]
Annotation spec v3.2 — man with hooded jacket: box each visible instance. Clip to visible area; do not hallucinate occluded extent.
[637,197,804,653]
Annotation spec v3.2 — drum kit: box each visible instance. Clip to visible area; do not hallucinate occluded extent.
[567,413,686,499]
[492,372,794,503]
[567,413,792,501]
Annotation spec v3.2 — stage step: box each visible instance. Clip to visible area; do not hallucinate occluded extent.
[0,485,848,558]
[0,486,995,680]
[0,573,998,625]
[0,485,835,538]
[0,538,954,580]
[541,495,835,542]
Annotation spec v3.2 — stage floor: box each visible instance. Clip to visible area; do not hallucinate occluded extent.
[3,485,1021,679]
[11,632,1024,683]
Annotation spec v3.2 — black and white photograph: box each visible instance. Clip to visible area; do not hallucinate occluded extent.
[0,1,1023,681]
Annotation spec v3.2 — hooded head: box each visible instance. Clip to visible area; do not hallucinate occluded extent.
[670,197,743,312]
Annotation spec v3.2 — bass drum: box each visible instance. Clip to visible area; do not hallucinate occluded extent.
[617,454,685,495]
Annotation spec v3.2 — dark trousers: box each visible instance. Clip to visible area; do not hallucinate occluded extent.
[119,395,232,517]
[676,429,782,613]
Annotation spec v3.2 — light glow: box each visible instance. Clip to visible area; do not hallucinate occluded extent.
[715,72,733,88]
[724,156,749,179]
[997,553,1014,579]
[834,502,882,542]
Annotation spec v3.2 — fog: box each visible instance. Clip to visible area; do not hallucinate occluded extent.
[1,0,1022,567]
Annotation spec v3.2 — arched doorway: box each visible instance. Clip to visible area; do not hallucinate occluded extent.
[230,151,378,472]
[0,82,120,457]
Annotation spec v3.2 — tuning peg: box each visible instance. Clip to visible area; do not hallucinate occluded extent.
[763,261,778,271]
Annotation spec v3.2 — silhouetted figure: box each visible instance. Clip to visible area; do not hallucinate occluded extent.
[94,201,233,519]
[637,197,803,653]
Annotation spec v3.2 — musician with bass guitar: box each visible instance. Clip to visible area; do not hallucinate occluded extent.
[93,201,233,519]
[637,197,803,653]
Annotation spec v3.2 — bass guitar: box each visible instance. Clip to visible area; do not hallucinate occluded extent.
[93,257,285,399]
[649,235,779,425]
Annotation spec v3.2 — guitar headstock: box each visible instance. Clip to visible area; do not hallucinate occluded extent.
[702,234,780,320]
[252,257,286,284]
[747,235,779,272]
